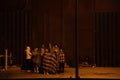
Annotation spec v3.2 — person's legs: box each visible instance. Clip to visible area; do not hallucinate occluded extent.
[61,63,64,73]
[26,59,34,72]
[1,57,5,71]
[44,70,49,75]
[39,66,44,74]
[59,62,62,73]
[30,59,34,73]
[36,64,39,73]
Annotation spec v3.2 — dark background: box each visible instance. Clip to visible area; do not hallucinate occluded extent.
[0,0,120,67]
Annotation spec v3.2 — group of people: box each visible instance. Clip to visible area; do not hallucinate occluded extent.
[22,44,65,75]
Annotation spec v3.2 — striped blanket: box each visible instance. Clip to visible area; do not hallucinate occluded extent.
[43,52,58,74]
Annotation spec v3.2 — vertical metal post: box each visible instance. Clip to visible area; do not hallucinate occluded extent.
[5,49,8,71]
[75,0,79,78]
[93,0,96,67]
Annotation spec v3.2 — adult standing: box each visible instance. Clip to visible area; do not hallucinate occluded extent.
[25,46,33,72]
[58,49,65,73]
[43,48,57,75]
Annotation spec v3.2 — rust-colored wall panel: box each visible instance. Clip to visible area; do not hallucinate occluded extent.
[96,0,120,12]
[1,0,120,67]
[31,0,75,66]
[77,0,94,65]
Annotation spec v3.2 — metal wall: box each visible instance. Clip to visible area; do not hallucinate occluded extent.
[0,10,31,65]
[95,12,120,67]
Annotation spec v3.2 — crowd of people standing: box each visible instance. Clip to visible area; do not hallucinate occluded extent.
[22,43,65,75]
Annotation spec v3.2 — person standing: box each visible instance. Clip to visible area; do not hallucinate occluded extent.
[53,44,60,73]
[39,47,45,74]
[25,46,33,72]
[43,48,57,75]
[32,48,40,73]
[58,49,65,73]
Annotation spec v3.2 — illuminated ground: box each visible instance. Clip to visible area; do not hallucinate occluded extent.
[0,66,120,79]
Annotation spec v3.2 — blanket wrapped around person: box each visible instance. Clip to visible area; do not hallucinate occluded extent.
[43,52,57,74]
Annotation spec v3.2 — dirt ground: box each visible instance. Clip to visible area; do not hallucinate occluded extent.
[0,66,120,79]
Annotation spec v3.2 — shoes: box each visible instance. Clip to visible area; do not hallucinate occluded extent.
[44,72,49,75]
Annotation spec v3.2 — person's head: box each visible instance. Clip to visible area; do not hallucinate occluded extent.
[26,46,31,51]
[54,48,60,53]
[60,49,63,52]
[34,48,38,52]
[41,48,45,53]
[45,48,49,53]
[60,49,64,54]
[41,44,45,48]
[54,44,58,47]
